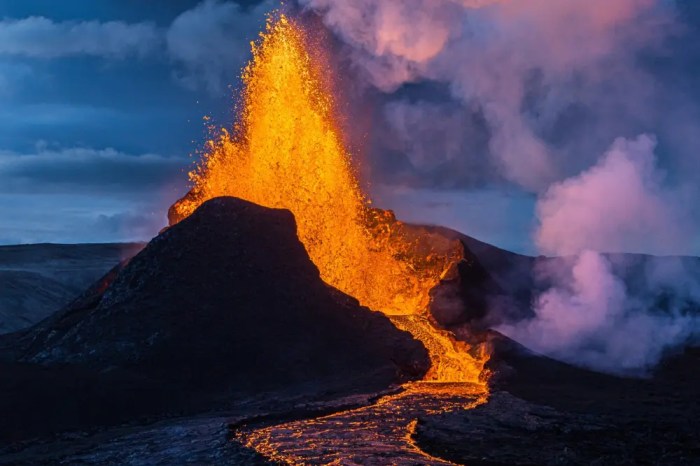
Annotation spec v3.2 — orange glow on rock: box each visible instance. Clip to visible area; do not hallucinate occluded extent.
[170,14,488,387]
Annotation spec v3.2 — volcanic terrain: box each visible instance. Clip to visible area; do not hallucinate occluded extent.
[0,197,428,444]
[0,197,698,465]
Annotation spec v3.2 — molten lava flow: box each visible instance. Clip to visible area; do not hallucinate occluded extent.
[170,14,488,387]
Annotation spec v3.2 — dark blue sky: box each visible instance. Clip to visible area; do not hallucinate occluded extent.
[0,0,538,251]
[0,0,275,245]
[1,1,699,255]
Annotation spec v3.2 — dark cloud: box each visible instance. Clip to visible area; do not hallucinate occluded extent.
[0,16,162,59]
[0,0,267,24]
[0,1,276,244]
[0,192,173,244]
[166,0,271,93]
[0,145,189,195]
[0,1,272,95]
[0,144,184,244]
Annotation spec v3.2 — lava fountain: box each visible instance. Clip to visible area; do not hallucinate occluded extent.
[169,14,488,387]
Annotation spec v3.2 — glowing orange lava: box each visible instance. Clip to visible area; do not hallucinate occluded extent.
[170,14,488,387]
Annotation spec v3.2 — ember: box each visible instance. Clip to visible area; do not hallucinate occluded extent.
[170,14,488,387]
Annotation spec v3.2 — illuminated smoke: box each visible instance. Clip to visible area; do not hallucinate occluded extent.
[498,136,700,374]
[298,0,674,191]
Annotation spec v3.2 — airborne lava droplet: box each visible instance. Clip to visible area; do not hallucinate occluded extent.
[170,14,489,387]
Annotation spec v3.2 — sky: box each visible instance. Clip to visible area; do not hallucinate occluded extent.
[1,0,699,257]
[0,0,270,245]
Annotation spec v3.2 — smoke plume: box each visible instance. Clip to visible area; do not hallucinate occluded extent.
[535,135,689,257]
[498,135,700,374]
[299,0,700,373]
[299,0,678,191]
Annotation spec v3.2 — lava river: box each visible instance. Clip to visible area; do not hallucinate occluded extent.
[234,382,486,465]
[169,12,491,463]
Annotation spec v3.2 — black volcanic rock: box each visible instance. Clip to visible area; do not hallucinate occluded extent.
[426,226,700,330]
[0,197,428,440]
[26,196,429,384]
[414,333,700,465]
[415,225,510,328]
[428,242,505,328]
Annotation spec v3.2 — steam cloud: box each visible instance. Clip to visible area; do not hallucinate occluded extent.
[535,135,689,257]
[299,0,678,190]
[498,135,700,374]
[299,0,700,373]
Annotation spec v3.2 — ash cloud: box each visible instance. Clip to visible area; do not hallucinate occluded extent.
[499,250,700,375]
[535,135,690,257]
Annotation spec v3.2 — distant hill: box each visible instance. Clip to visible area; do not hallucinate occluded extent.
[0,243,143,334]
[4,223,699,338]
[426,225,700,328]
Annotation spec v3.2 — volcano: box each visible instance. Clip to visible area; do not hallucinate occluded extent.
[0,197,429,441]
[1,201,698,464]
[167,14,490,386]
[2,8,699,466]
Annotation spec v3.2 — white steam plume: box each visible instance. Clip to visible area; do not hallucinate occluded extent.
[498,135,700,374]
[299,0,673,191]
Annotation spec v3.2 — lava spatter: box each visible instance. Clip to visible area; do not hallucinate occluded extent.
[170,14,488,387]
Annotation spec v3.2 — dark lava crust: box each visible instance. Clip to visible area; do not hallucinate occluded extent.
[413,336,700,466]
[0,197,428,442]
